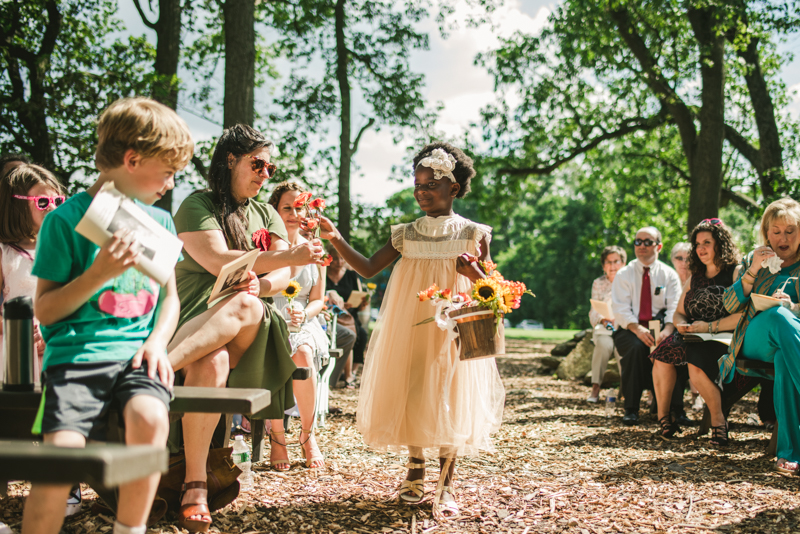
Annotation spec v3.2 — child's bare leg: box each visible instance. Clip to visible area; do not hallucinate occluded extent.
[406,446,425,481]
[116,394,169,528]
[22,431,86,534]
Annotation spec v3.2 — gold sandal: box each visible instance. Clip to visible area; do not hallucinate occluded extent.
[432,458,459,520]
[269,429,290,471]
[398,461,425,504]
[299,428,325,468]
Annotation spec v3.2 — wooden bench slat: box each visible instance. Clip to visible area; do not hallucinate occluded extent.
[0,441,167,489]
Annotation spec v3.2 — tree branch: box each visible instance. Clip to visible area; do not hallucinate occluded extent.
[497,113,667,176]
[191,155,208,180]
[621,151,690,182]
[721,187,759,211]
[38,1,62,58]
[350,117,375,155]
[723,123,761,171]
[133,0,159,30]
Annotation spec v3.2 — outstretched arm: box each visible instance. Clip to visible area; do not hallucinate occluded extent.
[315,216,400,279]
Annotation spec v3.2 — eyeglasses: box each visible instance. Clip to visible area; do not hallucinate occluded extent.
[14,195,65,211]
[604,259,623,266]
[634,238,660,247]
[673,256,688,262]
[250,156,277,177]
[701,218,723,226]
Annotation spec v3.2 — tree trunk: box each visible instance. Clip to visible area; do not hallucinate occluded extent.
[685,7,726,232]
[738,36,783,198]
[223,0,255,128]
[335,0,351,242]
[151,0,183,212]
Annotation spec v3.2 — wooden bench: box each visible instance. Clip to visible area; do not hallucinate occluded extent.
[699,358,777,455]
[0,441,167,489]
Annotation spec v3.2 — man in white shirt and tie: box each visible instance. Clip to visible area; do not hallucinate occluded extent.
[612,227,682,426]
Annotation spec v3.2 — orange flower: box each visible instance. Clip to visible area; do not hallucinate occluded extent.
[426,284,439,298]
[306,218,319,230]
[320,254,333,267]
[293,191,313,208]
[418,291,431,302]
[441,288,452,300]
[309,198,326,210]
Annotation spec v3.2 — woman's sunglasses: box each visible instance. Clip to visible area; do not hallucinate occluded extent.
[250,156,277,177]
[14,194,65,211]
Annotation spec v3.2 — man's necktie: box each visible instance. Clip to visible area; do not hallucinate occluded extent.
[639,266,652,327]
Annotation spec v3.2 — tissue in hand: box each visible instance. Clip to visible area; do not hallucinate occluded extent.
[762,254,783,274]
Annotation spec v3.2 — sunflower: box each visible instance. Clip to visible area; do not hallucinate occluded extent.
[282,281,302,301]
[473,278,502,303]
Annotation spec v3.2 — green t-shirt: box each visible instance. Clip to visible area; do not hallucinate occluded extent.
[173,191,288,328]
[32,192,178,370]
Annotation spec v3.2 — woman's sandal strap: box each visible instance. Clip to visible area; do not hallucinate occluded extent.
[182,481,208,491]
[399,479,425,499]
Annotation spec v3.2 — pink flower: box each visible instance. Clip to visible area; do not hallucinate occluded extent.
[293,192,313,208]
[306,218,319,230]
[309,198,326,211]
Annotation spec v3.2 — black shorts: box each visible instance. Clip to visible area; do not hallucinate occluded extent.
[36,360,172,440]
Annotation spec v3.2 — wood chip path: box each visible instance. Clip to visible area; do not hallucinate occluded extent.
[2,338,799,533]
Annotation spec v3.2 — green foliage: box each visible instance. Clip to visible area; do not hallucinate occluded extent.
[0,0,157,186]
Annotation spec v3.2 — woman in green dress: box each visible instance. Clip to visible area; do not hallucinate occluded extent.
[167,125,324,532]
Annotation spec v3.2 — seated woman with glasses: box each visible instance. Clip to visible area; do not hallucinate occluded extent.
[587,245,626,403]
[651,219,741,445]
[670,242,692,287]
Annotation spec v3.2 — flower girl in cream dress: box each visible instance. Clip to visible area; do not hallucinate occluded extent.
[313,143,505,518]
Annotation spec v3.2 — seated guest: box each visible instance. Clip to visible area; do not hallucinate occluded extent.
[671,242,692,287]
[167,125,323,531]
[719,198,800,474]
[651,219,741,444]
[612,226,682,425]
[268,181,329,468]
[325,246,369,384]
[587,245,625,403]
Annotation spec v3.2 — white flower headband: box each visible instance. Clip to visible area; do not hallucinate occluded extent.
[416,148,457,183]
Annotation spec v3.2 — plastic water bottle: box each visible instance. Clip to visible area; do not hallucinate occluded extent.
[232,435,253,491]
[605,395,616,418]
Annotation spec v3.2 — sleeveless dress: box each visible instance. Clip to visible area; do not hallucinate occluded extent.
[356,214,506,458]
[0,244,39,383]
[651,265,736,381]
[273,263,330,372]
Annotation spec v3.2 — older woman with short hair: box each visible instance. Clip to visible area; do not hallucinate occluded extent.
[587,245,626,403]
[671,242,692,287]
[720,198,800,474]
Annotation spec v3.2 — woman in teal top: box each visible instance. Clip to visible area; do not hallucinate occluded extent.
[720,198,800,475]
[167,125,324,533]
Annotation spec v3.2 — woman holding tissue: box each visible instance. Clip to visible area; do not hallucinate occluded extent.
[587,246,626,403]
[719,198,800,474]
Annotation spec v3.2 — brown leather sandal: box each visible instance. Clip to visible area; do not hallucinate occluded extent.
[178,481,212,533]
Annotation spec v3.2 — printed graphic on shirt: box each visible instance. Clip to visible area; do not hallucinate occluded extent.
[93,269,159,319]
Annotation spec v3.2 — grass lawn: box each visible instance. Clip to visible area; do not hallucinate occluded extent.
[505,328,579,340]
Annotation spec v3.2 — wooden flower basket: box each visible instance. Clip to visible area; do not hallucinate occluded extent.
[449,305,505,361]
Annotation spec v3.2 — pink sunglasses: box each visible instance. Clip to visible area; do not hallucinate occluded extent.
[14,194,65,211]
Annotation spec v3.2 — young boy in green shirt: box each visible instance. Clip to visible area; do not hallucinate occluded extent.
[22,97,193,534]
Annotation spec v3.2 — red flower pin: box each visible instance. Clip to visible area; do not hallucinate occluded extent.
[252,229,272,251]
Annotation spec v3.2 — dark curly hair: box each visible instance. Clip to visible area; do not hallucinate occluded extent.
[412,142,475,198]
[205,124,274,250]
[687,220,741,275]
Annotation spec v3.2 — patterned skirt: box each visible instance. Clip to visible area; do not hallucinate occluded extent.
[651,332,728,382]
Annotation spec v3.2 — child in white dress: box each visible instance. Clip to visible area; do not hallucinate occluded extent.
[314,143,505,517]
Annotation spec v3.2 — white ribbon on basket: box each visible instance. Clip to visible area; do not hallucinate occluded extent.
[431,300,495,343]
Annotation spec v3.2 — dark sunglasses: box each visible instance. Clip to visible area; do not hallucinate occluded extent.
[250,156,277,177]
[634,238,660,247]
[14,194,65,211]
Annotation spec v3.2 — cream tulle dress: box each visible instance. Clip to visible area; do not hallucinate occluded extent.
[356,214,506,458]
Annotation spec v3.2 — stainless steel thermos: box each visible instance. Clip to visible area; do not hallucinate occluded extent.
[3,296,35,391]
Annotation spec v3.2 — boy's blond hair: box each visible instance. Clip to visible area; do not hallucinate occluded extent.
[95,97,194,172]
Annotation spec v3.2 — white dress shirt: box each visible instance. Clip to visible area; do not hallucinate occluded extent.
[611,258,681,330]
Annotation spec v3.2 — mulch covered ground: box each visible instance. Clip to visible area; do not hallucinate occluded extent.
[3,337,799,533]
